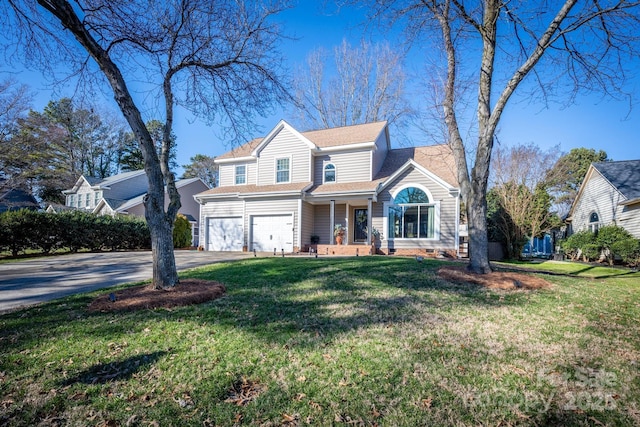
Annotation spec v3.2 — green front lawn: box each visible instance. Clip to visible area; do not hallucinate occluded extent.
[1,257,639,426]
[497,259,640,279]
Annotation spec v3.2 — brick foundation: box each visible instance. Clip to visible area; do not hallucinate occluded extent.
[310,244,377,256]
[378,248,457,259]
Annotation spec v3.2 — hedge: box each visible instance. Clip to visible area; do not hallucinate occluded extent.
[0,209,151,256]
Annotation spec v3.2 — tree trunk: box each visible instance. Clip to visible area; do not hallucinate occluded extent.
[37,0,179,289]
[146,199,179,288]
[466,187,492,274]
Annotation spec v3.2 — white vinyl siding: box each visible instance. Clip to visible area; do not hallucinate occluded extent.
[313,150,371,185]
[372,130,389,178]
[313,203,347,245]
[619,203,640,238]
[301,201,315,246]
[257,127,311,185]
[219,162,257,187]
[571,171,624,233]
[571,170,640,239]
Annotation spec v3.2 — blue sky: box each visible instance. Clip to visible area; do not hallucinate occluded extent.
[5,2,640,172]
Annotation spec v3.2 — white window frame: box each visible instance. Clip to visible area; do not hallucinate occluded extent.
[85,193,91,208]
[589,211,600,233]
[235,165,247,185]
[275,157,291,184]
[386,184,440,241]
[94,191,101,206]
[323,162,336,184]
[69,194,75,207]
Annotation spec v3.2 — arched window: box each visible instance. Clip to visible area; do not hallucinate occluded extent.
[388,186,436,239]
[324,163,336,183]
[589,212,599,223]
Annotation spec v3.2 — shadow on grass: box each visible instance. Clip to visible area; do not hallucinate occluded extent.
[0,257,539,354]
[176,257,535,345]
[60,351,166,386]
[496,260,640,279]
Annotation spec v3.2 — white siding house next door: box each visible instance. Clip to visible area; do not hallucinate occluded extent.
[251,214,294,252]
[207,217,243,251]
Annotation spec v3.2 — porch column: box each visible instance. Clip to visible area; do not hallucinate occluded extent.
[329,199,335,244]
[367,198,373,245]
[345,202,350,245]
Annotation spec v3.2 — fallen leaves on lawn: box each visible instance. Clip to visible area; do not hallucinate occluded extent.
[224,377,266,406]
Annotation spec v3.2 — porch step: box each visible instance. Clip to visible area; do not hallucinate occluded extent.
[311,244,377,256]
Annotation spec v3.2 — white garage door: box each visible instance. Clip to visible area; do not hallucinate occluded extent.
[251,214,294,252]
[207,217,243,251]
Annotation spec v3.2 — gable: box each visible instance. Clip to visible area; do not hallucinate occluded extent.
[593,160,640,201]
[251,120,316,157]
[569,165,619,219]
[377,145,459,194]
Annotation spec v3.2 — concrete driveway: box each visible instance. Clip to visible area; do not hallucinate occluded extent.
[0,250,251,314]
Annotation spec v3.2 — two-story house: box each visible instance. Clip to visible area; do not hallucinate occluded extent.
[194,120,461,256]
[566,160,640,239]
[60,170,209,246]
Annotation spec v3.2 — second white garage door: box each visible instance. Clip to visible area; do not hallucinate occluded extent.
[251,214,294,252]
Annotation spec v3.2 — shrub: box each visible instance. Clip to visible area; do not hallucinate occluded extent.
[173,214,192,248]
[612,238,640,266]
[562,231,596,261]
[596,225,635,265]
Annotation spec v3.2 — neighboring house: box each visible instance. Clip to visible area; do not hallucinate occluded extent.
[0,187,40,213]
[60,170,210,246]
[566,160,640,239]
[194,120,461,256]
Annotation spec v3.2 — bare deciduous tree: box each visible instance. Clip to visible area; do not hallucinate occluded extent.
[0,78,33,191]
[490,144,561,258]
[292,39,414,133]
[3,0,290,288]
[365,0,640,273]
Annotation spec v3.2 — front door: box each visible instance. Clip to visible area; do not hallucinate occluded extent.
[354,208,368,242]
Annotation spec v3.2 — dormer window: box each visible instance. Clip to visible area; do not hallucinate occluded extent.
[324,163,336,183]
[235,165,246,185]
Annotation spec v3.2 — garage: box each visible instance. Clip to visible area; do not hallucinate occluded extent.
[251,214,294,252]
[207,217,243,251]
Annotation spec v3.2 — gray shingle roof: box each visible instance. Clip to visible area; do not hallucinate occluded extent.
[593,160,640,200]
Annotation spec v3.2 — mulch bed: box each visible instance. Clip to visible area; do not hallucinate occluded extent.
[437,266,552,290]
[87,279,226,312]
